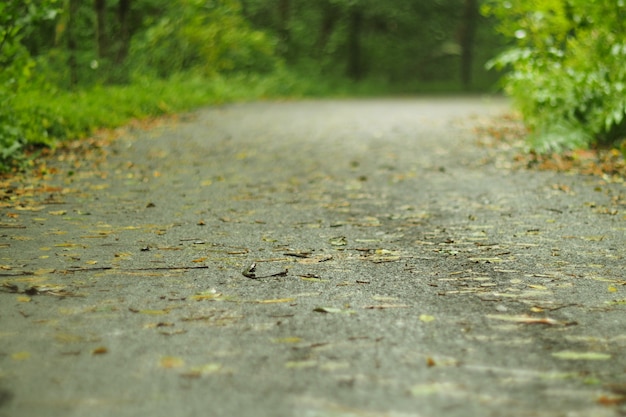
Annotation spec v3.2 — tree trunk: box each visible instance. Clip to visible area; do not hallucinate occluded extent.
[67,0,80,86]
[316,1,339,58]
[115,0,131,64]
[94,0,108,59]
[277,0,290,56]
[458,0,478,90]
[347,7,363,81]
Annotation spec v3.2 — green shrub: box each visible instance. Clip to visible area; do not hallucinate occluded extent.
[129,0,279,78]
[484,0,626,153]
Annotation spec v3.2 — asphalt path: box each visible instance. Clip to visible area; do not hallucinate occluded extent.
[1,97,625,417]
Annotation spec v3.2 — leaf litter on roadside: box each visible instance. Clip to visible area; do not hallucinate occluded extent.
[475,113,626,179]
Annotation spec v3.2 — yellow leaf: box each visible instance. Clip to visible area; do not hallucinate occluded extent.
[54,333,85,343]
[160,356,184,368]
[48,210,67,216]
[15,205,45,211]
[272,337,302,344]
[17,296,31,303]
[419,314,436,323]
[581,236,605,242]
[190,293,222,301]
[608,286,618,293]
[192,257,208,263]
[552,351,611,360]
[12,351,31,361]
[184,363,222,377]
[256,298,295,304]
[201,180,213,187]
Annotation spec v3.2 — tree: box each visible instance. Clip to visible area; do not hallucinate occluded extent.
[346,5,363,81]
[458,0,478,89]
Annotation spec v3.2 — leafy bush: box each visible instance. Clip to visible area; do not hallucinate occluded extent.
[129,0,279,78]
[0,0,59,171]
[483,0,626,153]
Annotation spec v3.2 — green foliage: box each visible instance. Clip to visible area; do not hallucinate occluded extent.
[1,0,60,171]
[484,0,626,152]
[129,0,279,78]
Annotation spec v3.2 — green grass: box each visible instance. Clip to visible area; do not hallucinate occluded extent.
[14,72,321,141]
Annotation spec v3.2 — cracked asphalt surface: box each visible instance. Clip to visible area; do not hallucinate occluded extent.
[1,97,625,417]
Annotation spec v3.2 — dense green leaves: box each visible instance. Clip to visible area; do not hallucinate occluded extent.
[484,0,626,152]
[1,0,60,170]
[130,0,279,78]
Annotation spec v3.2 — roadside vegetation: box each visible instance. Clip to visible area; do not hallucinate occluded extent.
[484,0,626,155]
[1,0,625,173]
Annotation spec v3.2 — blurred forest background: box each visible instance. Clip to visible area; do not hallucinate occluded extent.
[1,0,625,171]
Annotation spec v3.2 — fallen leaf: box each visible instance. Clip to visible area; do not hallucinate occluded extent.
[272,337,302,344]
[597,395,626,406]
[581,235,605,242]
[160,356,185,368]
[410,382,458,396]
[551,351,611,360]
[242,262,257,278]
[256,298,295,304]
[190,290,223,301]
[33,268,55,275]
[487,314,565,325]
[419,314,436,323]
[329,236,347,246]
[182,363,223,378]
[313,306,355,314]
[469,257,504,263]
[11,351,31,360]
[92,346,108,355]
